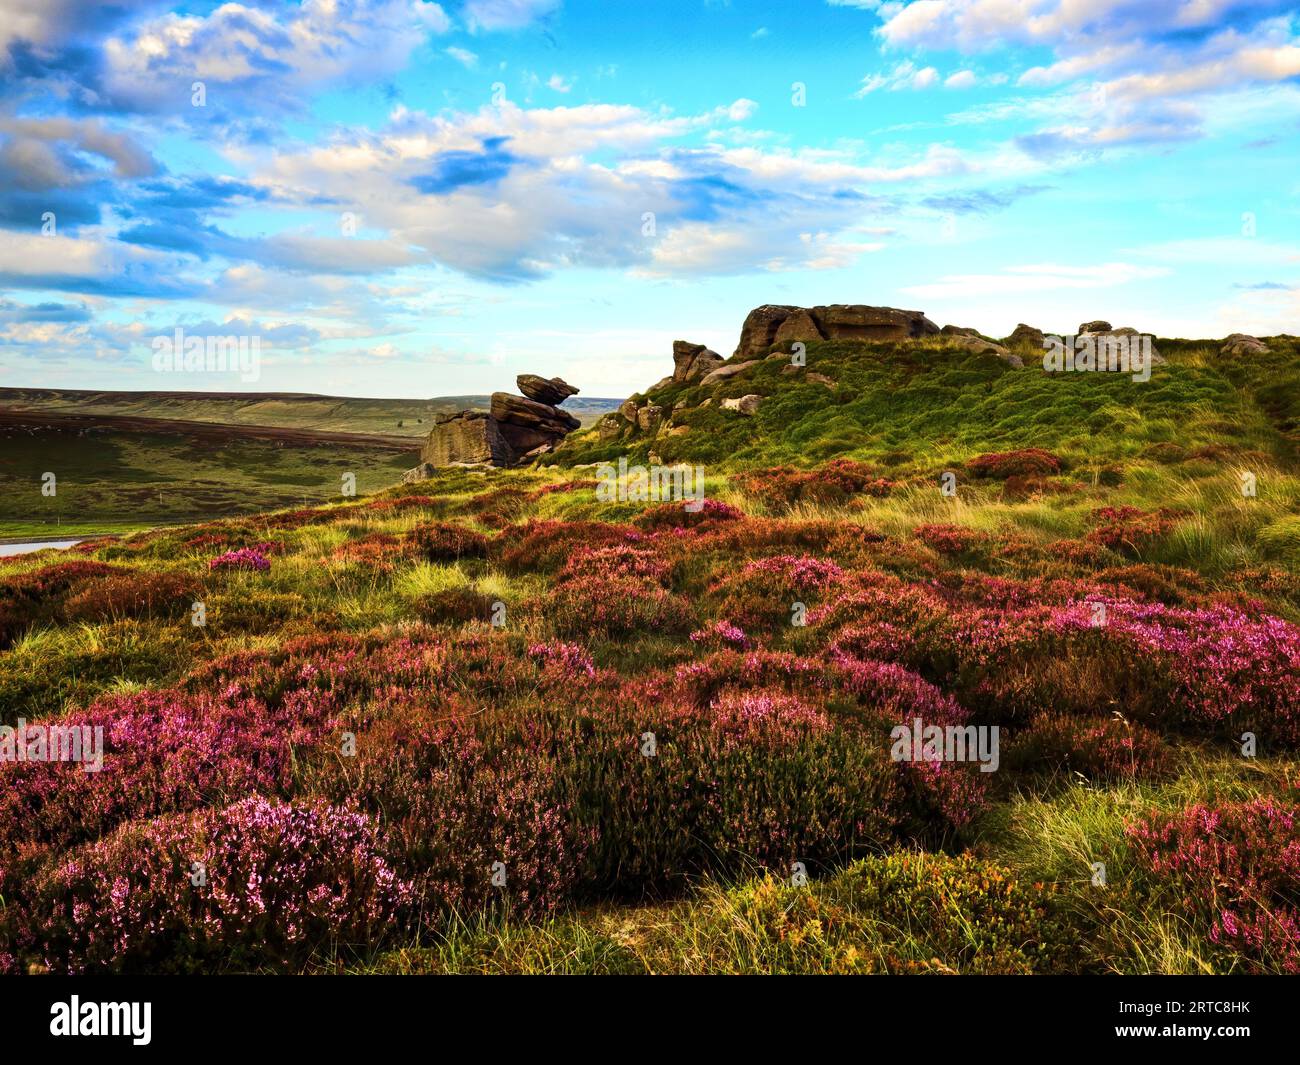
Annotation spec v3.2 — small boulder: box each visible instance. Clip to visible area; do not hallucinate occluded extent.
[1222,333,1269,357]
[637,404,665,434]
[721,394,762,415]
[1079,320,1112,334]
[941,325,981,337]
[403,462,436,484]
[672,340,725,382]
[619,397,640,423]
[700,360,759,386]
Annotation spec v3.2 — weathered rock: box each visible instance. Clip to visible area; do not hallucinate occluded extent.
[421,411,512,466]
[637,404,665,434]
[1079,320,1112,334]
[491,391,580,434]
[672,340,725,382]
[596,415,623,441]
[947,334,1010,357]
[516,374,578,406]
[1221,333,1269,357]
[619,396,640,423]
[807,372,835,387]
[668,425,690,436]
[941,325,981,337]
[772,308,824,348]
[699,360,759,386]
[649,375,676,393]
[402,462,436,484]
[1005,323,1044,348]
[721,394,762,415]
[734,303,939,358]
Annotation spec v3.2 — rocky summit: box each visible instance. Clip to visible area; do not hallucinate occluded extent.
[413,373,581,472]
[733,303,940,359]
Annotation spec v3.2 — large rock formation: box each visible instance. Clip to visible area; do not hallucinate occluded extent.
[672,340,725,382]
[733,303,940,358]
[415,373,581,471]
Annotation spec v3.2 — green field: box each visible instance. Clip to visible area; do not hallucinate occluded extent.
[0,387,621,437]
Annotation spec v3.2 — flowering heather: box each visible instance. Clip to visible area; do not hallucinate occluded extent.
[496,519,636,572]
[1006,713,1174,782]
[1088,505,1185,555]
[527,640,597,679]
[914,523,987,556]
[1127,798,1300,973]
[558,543,672,585]
[743,553,845,588]
[706,690,831,750]
[411,521,489,562]
[634,498,743,531]
[209,548,271,572]
[368,494,437,512]
[548,577,695,638]
[734,459,894,511]
[31,797,412,974]
[690,620,752,650]
[63,571,200,623]
[967,448,1062,479]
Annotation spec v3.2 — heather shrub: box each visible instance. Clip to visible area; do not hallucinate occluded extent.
[1089,506,1185,556]
[1126,798,1300,973]
[914,523,988,557]
[1005,712,1175,782]
[547,576,695,638]
[708,554,845,631]
[496,520,635,573]
[967,448,1062,479]
[411,522,489,562]
[417,586,497,626]
[734,460,894,512]
[633,498,744,531]
[0,560,125,646]
[210,548,271,572]
[29,797,411,974]
[63,570,201,624]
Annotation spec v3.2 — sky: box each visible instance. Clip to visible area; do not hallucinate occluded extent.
[0,0,1297,399]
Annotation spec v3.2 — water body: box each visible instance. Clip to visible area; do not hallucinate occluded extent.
[0,539,83,558]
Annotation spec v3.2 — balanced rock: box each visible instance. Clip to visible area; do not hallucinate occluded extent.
[491,392,580,434]
[517,374,578,406]
[734,304,939,358]
[421,373,583,469]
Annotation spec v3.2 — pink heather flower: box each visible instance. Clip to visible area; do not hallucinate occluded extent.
[209,548,271,572]
[690,620,751,649]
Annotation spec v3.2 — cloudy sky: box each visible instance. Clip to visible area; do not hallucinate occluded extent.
[1,0,1297,398]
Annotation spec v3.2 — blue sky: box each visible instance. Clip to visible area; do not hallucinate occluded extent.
[0,0,1297,398]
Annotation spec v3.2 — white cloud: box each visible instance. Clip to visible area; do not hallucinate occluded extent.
[902,261,1171,299]
[854,60,941,95]
[446,46,479,68]
[944,69,978,89]
[463,0,561,32]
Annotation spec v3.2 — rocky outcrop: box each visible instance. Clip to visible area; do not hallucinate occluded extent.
[734,304,940,358]
[517,374,578,406]
[421,373,581,468]
[1005,323,1045,348]
[421,411,511,466]
[1221,333,1269,357]
[941,325,981,338]
[672,341,725,382]
[1079,320,1112,334]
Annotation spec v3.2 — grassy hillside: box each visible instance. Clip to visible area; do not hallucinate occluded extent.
[1,334,1297,975]
[0,412,417,538]
[0,387,622,437]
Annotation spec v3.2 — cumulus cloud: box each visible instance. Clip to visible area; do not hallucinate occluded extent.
[463,0,561,32]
